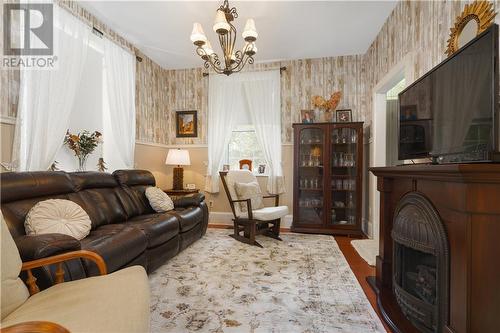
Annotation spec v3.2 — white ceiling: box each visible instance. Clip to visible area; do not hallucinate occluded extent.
[79,1,398,70]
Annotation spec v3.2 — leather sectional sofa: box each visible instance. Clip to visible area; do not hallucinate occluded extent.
[0,169,208,288]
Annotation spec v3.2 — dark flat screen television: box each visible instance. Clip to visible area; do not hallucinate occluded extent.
[398,24,499,163]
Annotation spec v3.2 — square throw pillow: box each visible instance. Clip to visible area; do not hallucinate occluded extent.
[234,181,264,213]
[24,199,91,240]
[145,187,174,213]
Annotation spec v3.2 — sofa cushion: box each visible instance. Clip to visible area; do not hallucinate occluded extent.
[170,207,202,233]
[70,189,127,229]
[125,213,179,248]
[0,172,75,204]
[1,266,150,333]
[1,216,29,320]
[25,199,91,240]
[1,194,70,239]
[80,225,147,276]
[145,187,174,213]
[113,170,156,216]
[113,170,155,187]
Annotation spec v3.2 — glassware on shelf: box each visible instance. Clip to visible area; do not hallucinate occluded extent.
[347,193,355,208]
[350,131,357,143]
[331,209,336,223]
[332,129,339,144]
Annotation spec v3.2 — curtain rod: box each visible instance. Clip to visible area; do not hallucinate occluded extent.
[202,66,287,77]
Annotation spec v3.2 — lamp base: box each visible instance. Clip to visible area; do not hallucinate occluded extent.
[172,167,184,190]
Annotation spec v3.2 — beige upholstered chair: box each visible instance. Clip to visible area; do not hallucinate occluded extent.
[0,216,150,333]
[220,170,288,247]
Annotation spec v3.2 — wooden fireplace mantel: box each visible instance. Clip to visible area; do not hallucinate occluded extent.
[370,163,500,333]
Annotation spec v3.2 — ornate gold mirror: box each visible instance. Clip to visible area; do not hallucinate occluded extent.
[445,0,496,57]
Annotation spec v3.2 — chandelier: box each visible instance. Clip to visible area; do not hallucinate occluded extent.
[190,0,258,76]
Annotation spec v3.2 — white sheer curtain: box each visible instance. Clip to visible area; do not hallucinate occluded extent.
[205,75,240,193]
[13,5,89,171]
[242,70,284,194]
[103,38,136,170]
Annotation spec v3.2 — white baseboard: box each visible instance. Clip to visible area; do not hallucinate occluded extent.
[209,211,293,228]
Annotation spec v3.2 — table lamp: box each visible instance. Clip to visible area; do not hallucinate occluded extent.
[165,148,191,190]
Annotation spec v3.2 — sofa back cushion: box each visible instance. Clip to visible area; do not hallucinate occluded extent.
[1,214,29,320]
[0,172,76,238]
[113,170,155,217]
[69,172,127,229]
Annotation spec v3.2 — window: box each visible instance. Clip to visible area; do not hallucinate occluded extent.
[55,32,104,172]
[227,125,268,174]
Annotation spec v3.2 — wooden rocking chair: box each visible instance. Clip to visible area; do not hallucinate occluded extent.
[220,170,289,247]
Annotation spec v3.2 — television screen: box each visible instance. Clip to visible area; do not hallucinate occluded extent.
[398,25,498,162]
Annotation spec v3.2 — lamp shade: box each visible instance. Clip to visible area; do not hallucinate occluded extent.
[165,149,191,166]
[213,10,230,34]
[242,18,258,41]
[190,23,207,45]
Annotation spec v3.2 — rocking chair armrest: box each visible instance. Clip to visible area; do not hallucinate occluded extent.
[263,194,280,206]
[21,250,107,296]
[2,321,70,333]
[231,198,253,219]
[21,250,106,274]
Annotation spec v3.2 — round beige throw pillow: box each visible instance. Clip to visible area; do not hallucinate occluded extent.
[25,199,91,240]
[145,187,174,213]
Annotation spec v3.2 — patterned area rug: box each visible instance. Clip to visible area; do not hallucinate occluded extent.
[149,230,385,333]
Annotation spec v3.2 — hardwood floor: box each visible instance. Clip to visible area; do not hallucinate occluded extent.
[334,236,393,333]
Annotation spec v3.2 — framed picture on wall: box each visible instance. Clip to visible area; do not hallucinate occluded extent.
[176,110,198,137]
[336,109,352,123]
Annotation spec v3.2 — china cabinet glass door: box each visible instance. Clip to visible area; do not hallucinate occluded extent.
[329,125,360,227]
[297,127,325,225]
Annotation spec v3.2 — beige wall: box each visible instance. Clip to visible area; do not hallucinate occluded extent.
[135,143,294,214]
[1,123,15,169]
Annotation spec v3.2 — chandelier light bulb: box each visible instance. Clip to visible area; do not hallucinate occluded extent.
[213,10,230,35]
[190,23,207,46]
[245,42,257,55]
[242,18,258,42]
[202,40,214,56]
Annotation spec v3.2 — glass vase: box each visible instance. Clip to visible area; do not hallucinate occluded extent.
[77,155,88,171]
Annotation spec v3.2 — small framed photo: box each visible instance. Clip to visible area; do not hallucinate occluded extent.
[336,109,352,123]
[301,110,315,123]
[176,110,198,137]
[222,164,230,172]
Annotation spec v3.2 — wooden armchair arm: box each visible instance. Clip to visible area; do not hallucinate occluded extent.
[263,194,279,207]
[2,321,70,333]
[21,250,106,296]
[231,198,253,219]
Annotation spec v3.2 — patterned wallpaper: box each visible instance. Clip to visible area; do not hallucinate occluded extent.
[2,0,499,146]
[137,56,365,145]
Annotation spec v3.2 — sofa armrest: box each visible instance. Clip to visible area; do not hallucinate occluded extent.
[15,233,81,261]
[173,192,205,208]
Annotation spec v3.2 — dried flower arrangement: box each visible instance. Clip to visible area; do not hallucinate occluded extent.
[64,130,103,171]
[311,91,342,110]
[311,91,343,122]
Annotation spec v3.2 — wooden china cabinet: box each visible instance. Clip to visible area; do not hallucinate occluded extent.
[291,122,363,236]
